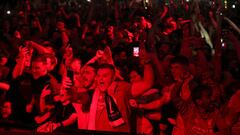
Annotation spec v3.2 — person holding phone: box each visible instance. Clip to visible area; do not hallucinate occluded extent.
[8,54,58,125]
[133,46,140,57]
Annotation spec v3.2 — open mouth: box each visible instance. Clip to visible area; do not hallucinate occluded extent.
[99,81,104,86]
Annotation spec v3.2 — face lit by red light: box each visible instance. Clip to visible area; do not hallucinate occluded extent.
[107,26,114,35]
[59,89,71,104]
[70,59,81,73]
[46,57,54,72]
[171,63,188,82]
[82,66,96,88]
[0,57,8,66]
[96,68,115,92]
[31,61,48,79]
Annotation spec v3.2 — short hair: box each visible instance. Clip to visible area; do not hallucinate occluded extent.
[86,62,98,72]
[191,85,212,103]
[32,55,47,64]
[71,57,82,65]
[170,55,189,66]
[98,63,115,73]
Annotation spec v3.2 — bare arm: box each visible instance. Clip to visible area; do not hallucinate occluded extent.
[35,112,51,124]
[39,85,52,113]
[148,52,167,86]
[145,112,162,121]
[12,47,28,79]
[216,91,240,129]
[52,109,78,129]
[28,41,49,54]
[59,7,70,19]
[0,82,10,91]
[131,63,154,97]
[75,14,81,28]
[56,22,69,48]
[209,11,218,30]
[61,113,77,127]
[34,17,43,33]
[145,7,169,85]
[60,30,69,48]
[216,109,239,130]
[138,96,167,110]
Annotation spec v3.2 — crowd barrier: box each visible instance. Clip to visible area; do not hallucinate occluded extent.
[0,121,129,135]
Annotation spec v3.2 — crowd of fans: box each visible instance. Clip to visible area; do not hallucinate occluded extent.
[0,0,239,135]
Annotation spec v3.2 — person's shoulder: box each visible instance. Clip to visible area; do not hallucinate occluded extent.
[114,81,132,97]
[116,81,131,89]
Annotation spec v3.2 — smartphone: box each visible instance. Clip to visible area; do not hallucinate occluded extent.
[67,69,74,86]
[133,47,139,57]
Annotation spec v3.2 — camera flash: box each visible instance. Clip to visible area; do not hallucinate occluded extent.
[6,10,11,15]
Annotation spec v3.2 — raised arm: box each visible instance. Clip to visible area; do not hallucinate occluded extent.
[145,6,169,85]
[145,112,162,121]
[216,91,240,130]
[59,6,70,19]
[34,17,43,33]
[75,13,81,28]
[131,62,154,97]
[0,82,10,91]
[27,41,49,54]
[131,96,168,110]
[59,113,77,127]
[209,11,218,30]
[12,46,28,79]
[56,21,69,48]
[131,44,154,97]
[39,85,52,113]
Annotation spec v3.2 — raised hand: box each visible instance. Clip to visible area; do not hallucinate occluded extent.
[63,46,73,65]
[61,76,73,90]
[18,46,29,58]
[40,85,51,99]
[228,90,240,113]
[96,50,104,59]
[129,99,138,108]
[139,46,151,65]
[26,104,33,113]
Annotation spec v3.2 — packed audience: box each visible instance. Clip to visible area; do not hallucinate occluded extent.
[0,0,239,135]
